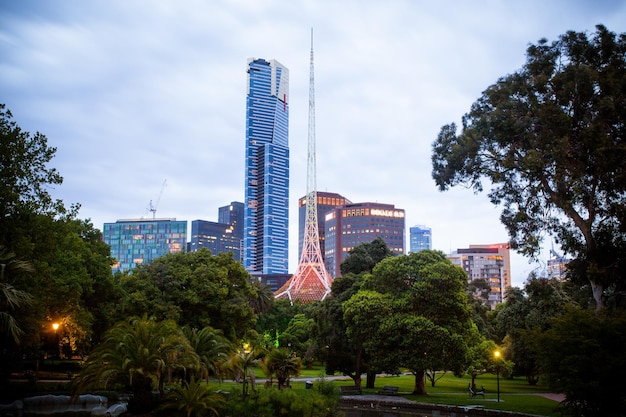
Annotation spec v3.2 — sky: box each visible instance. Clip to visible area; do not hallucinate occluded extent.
[1,0,625,288]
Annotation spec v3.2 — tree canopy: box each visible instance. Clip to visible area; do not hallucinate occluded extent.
[431,25,626,309]
[119,249,257,341]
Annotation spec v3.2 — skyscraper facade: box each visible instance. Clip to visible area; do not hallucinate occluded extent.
[103,218,187,273]
[298,191,351,263]
[409,225,432,253]
[447,243,511,309]
[243,58,290,275]
[324,202,405,277]
[188,220,242,260]
[218,201,244,240]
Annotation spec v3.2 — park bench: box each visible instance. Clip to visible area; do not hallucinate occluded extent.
[340,385,362,395]
[468,384,485,399]
[377,385,399,395]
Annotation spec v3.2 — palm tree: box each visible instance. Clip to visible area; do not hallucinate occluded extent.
[0,247,33,344]
[265,348,302,390]
[183,326,232,382]
[223,342,265,399]
[249,280,275,315]
[158,376,226,417]
[72,316,198,413]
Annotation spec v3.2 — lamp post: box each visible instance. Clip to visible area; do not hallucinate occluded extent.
[494,350,501,402]
[52,322,60,360]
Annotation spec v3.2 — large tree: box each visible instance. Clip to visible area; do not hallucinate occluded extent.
[431,25,626,309]
[119,249,257,341]
[345,250,476,395]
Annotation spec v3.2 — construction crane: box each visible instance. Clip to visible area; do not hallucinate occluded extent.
[148,179,167,219]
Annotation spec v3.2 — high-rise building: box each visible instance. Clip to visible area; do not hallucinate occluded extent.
[243,58,290,276]
[409,225,432,253]
[103,218,187,273]
[298,192,351,263]
[188,220,242,261]
[547,248,569,280]
[218,201,244,240]
[447,243,511,309]
[324,202,405,278]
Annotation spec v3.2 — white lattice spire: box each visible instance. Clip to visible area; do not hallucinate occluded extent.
[275,29,333,303]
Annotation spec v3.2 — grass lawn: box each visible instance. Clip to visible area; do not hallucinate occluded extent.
[215,370,563,417]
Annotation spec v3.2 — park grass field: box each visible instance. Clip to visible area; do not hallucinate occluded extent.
[214,368,563,417]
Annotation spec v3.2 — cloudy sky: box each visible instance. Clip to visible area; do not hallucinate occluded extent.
[2,1,625,287]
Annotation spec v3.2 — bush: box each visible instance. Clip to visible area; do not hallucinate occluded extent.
[224,386,337,417]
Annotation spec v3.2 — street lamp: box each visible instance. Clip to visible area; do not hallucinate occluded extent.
[52,323,60,359]
[494,350,501,402]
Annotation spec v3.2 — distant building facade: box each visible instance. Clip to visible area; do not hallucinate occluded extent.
[324,202,405,278]
[447,243,511,309]
[188,220,242,261]
[547,249,569,280]
[243,57,290,275]
[409,225,432,253]
[298,191,351,263]
[103,218,187,273]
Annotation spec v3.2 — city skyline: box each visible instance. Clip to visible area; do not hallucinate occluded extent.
[2,1,624,287]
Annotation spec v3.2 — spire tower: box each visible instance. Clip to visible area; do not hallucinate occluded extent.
[275,29,333,303]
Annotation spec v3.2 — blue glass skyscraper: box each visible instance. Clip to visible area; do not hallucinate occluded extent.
[243,58,290,275]
[409,225,432,253]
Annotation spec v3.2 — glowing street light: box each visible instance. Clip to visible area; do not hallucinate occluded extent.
[494,350,501,402]
[52,322,60,359]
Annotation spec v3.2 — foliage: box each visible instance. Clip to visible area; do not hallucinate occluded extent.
[539,307,626,417]
[346,250,475,395]
[223,342,265,399]
[157,377,226,417]
[224,387,337,417]
[0,103,65,232]
[119,249,256,340]
[339,236,394,275]
[431,25,626,309]
[279,314,315,364]
[72,316,198,413]
[183,326,232,382]
[0,247,33,345]
[492,277,571,384]
[263,347,302,389]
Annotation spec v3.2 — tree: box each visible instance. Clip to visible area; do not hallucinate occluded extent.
[0,104,66,238]
[120,249,257,340]
[340,237,394,276]
[351,250,475,395]
[280,314,315,367]
[431,25,626,309]
[73,316,198,413]
[183,326,232,382]
[263,347,302,389]
[540,307,626,417]
[223,342,265,399]
[158,376,226,417]
[0,247,33,345]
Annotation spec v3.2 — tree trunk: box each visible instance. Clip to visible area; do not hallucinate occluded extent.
[590,280,604,310]
[353,348,363,389]
[412,370,427,395]
[365,371,376,389]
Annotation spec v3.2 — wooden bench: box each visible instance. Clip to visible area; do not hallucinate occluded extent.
[377,385,399,395]
[340,385,362,395]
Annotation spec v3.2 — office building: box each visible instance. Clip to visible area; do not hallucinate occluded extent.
[298,192,351,263]
[219,201,244,240]
[447,243,511,309]
[243,57,290,275]
[547,248,569,280]
[324,202,405,277]
[409,225,432,253]
[103,218,187,273]
[188,220,242,261]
